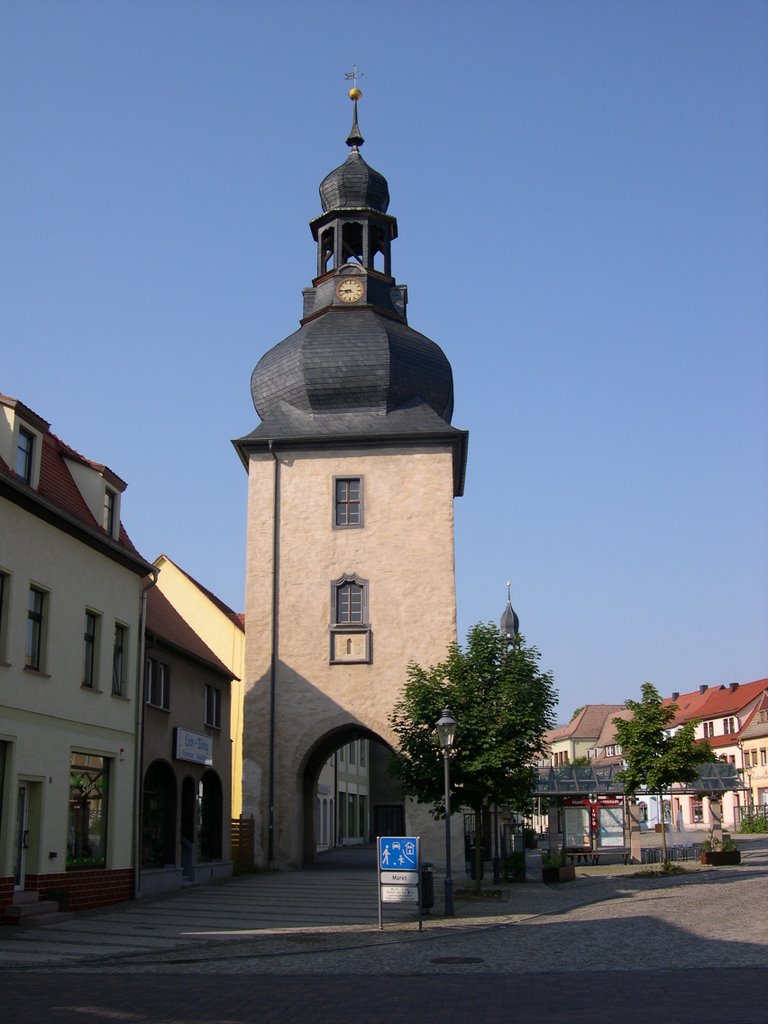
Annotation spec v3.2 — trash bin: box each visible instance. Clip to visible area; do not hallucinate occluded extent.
[421,862,434,910]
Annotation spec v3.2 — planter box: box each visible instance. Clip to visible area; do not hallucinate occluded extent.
[700,850,741,866]
[542,865,576,883]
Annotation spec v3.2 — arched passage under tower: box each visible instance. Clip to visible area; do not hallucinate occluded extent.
[300,725,404,865]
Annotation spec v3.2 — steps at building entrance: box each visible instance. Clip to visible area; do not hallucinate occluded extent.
[2,890,74,928]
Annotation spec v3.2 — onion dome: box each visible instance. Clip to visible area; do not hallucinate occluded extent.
[318,95,390,213]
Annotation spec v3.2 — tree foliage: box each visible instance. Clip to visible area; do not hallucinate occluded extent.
[388,623,558,819]
[613,682,714,861]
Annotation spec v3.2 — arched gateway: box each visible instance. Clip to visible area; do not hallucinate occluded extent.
[234,90,468,867]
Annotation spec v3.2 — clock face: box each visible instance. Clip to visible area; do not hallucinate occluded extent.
[336,278,364,303]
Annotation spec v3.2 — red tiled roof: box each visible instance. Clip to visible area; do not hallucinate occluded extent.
[0,394,148,567]
[694,678,768,718]
[546,704,626,743]
[593,708,632,747]
[146,588,233,678]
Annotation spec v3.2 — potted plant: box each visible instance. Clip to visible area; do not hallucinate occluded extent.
[700,830,741,866]
[541,849,576,883]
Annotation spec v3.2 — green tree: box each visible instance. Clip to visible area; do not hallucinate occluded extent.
[389,623,558,890]
[613,682,714,864]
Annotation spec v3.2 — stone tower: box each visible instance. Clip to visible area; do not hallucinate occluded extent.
[234,91,468,867]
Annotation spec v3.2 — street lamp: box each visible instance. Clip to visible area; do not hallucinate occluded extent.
[435,708,457,917]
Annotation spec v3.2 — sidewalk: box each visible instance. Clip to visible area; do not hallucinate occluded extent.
[1,836,766,975]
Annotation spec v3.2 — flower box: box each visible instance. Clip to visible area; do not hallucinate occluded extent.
[542,865,576,883]
[700,850,741,866]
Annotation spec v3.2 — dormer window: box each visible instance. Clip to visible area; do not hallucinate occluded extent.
[16,427,35,483]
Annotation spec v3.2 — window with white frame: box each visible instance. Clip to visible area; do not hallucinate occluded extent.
[16,427,35,484]
[205,684,221,728]
[103,488,117,536]
[112,623,127,695]
[145,657,170,709]
[25,585,46,671]
[0,571,9,663]
[723,717,736,735]
[82,610,100,688]
[703,721,715,738]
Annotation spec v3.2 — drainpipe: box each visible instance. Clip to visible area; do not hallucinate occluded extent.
[267,441,280,869]
[133,567,159,899]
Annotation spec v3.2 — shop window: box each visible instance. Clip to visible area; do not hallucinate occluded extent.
[68,753,109,868]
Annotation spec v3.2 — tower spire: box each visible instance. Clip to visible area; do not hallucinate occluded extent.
[344,65,364,149]
[500,580,520,640]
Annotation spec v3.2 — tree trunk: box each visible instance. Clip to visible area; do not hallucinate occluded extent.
[660,792,669,865]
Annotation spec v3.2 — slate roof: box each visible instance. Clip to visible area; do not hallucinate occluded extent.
[250,309,454,424]
[146,587,233,679]
[319,148,390,213]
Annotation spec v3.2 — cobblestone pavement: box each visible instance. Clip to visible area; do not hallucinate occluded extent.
[0,839,766,1022]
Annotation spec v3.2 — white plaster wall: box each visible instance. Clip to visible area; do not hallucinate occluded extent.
[0,498,142,877]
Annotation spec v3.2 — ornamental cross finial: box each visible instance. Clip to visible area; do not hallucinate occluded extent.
[344,65,364,91]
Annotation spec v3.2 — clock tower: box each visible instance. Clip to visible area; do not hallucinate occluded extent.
[234,90,468,867]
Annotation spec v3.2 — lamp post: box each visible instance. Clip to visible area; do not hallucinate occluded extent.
[435,708,457,917]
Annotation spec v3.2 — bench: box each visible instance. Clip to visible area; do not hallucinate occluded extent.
[564,847,631,866]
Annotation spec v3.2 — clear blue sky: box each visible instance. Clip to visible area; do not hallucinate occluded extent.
[3,1,766,719]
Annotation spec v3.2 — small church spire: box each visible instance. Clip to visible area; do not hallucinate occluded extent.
[344,65,365,149]
[500,580,520,640]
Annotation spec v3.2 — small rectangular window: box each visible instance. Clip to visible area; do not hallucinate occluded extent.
[360,740,366,767]
[761,749,767,767]
[205,684,221,728]
[348,741,356,765]
[82,611,100,688]
[145,657,170,709]
[16,428,34,483]
[112,624,127,695]
[25,586,45,671]
[334,477,363,528]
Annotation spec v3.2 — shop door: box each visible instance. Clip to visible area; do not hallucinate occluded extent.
[14,783,30,889]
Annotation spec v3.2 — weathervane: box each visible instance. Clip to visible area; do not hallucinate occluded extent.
[344,65,364,100]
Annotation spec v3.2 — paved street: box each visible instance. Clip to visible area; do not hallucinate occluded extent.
[1,837,766,1022]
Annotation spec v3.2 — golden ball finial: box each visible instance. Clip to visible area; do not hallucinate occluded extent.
[348,87,363,101]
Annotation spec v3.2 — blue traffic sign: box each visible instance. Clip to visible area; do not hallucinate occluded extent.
[378,836,419,870]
